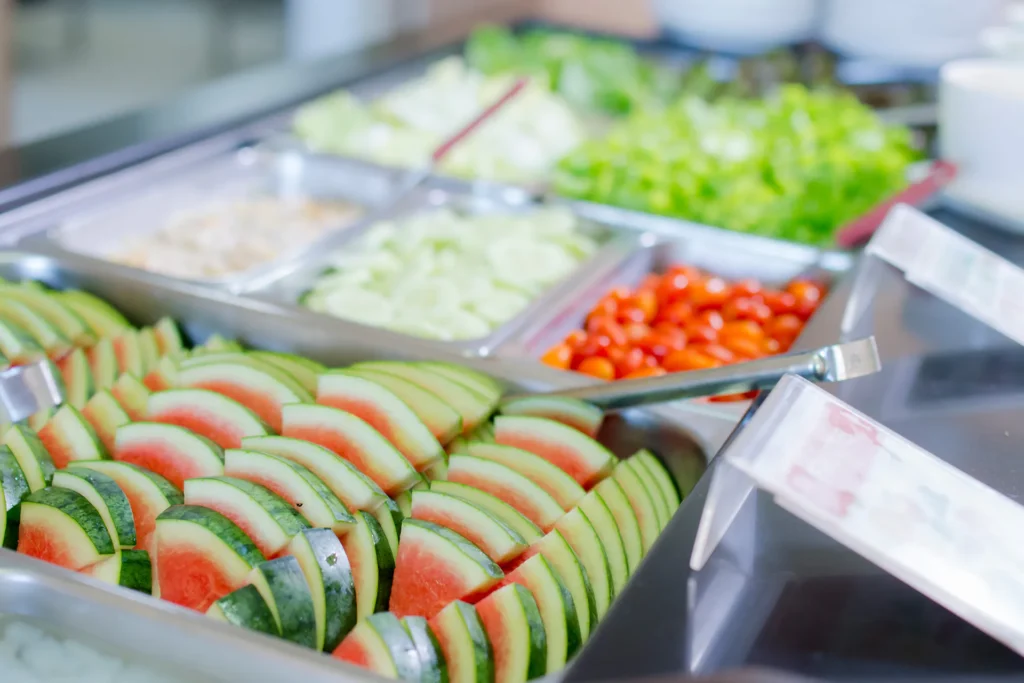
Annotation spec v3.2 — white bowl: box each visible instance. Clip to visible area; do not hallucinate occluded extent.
[654,0,819,54]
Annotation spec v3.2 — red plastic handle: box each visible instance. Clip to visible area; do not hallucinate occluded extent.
[834,160,959,249]
[430,78,530,164]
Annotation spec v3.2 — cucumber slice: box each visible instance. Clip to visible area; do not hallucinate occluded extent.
[554,507,612,619]
[111,372,151,421]
[0,284,96,346]
[344,367,462,445]
[612,459,661,554]
[56,289,132,337]
[248,555,318,649]
[577,489,628,596]
[224,449,355,534]
[55,347,95,410]
[81,390,131,454]
[0,298,73,358]
[634,448,682,511]
[249,351,324,395]
[81,548,152,594]
[476,583,547,683]
[88,338,119,392]
[240,435,388,513]
[466,442,584,511]
[627,455,670,530]
[411,489,526,564]
[54,467,136,549]
[287,528,357,651]
[207,583,279,637]
[184,476,309,559]
[0,446,30,549]
[373,496,403,558]
[38,405,108,469]
[0,318,45,364]
[595,478,642,576]
[402,616,448,683]
[506,554,581,673]
[341,510,395,620]
[430,481,542,545]
[18,487,115,570]
[429,601,493,683]
[333,612,421,681]
[351,362,492,435]
[2,425,55,491]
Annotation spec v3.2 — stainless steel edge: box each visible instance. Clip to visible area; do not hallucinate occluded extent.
[0,550,384,683]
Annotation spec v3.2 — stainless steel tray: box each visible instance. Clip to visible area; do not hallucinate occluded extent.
[238,185,642,356]
[13,145,415,291]
[501,200,857,358]
[0,551,370,683]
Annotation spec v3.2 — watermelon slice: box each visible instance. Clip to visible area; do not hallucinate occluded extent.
[55,289,131,338]
[224,449,355,534]
[612,459,661,554]
[195,334,244,354]
[176,360,311,432]
[504,554,581,673]
[155,504,265,612]
[429,481,542,546]
[143,356,178,392]
[345,367,462,445]
[184,476,309,559]
[3,424,56,491]
[281,404,419,496]
[351,362,493,435]
[73,460,182,554]
[152,317,185,357]
[332,612,421,680]
[416,362,503,406]
[499,396,603,439]
[56,347,95,410]
[137,327,161,375]
[240,435,388,513]
[594,477,642,577]
[81,548,152,594]
[402,616,447,683]
[53,467,135,550]
[627,455,669,530]
[494,416,615,489]
[114,422,224,490]
[429,601,493,683]
[37,405,108,468]
[467,442,585,511]
[207,584,279,637]
[247,556,318,649]
[287,528,357,651]
[18,487,115,570]
[554,507,612,619]
[81,390,131,454]
[0,284,95,347]
[529,530,596,644]
[0,298,73,358]
[0,446,30,549]
[411,490,526,564]
[373,497,404,559]
[112,329,145,378]
[88,338,119,392]
[318,371,444,472]
[389,519,503,620]
[343,511,395,620]
[446,456,564,532]
[577,489,628,596]
[111,372,151,422]
[147,388,269,449]
[476,583,547,683]
[633,449,681,521]
[249,351,325,395]
[0,318,45,365]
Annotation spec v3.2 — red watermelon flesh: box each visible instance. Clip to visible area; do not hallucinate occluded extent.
[17,524,80,570]
[37,422,73,469]
[88,466,178,553]
[476,588,520,683]
[149,406,244,450]
[494,416,615,489]
[143,368,174,392]
[447,470,560,532]
[187,380,282,432]
[115,438,219,491]
[157,543,239,612]
[333,635,373,668]
[317,396,418,465]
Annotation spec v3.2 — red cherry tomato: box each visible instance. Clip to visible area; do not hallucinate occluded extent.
[656,300,696,326]
[792,297,819,320]
[702,343,736,364]
[623,322,651,344]
[689,276,732,311]
[722,336,763,360]
[638,274,662,292]
[698,310,725,330]
[541,343,573,370]
[733,278,764,298]
[624,366,668,379]
[787,279,824,305]
[684,321,719,344]
[578,356,616,381]
[656,271,693,303]
[638,329,687,359]
[721,297,754,321]
[721,320,765,342]
[766,314,804,342]
[614,347,647,378]
[761,337,782,355]
[664,348,721,372]
[565,329,588,350]
[762,291,798,316]
[630,290,658,323]
[589,297,619,319]
[588,317,628,347]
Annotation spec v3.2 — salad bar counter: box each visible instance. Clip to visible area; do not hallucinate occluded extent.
[0,15,1016,683]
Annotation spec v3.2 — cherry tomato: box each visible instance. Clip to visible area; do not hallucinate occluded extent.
[565,329,588,350]
[541,343,573,370]
[630,289,658,323]
[606,345,629,369]
[656,300,696,326]
[793,297,819,321]
[588,317,628,348]
[722,336,762,360]
[638,274,661,292]
[721,297,754,321]
[617,306,648,324]
[702,343,735,364]
[787,279,824,305]
[762,291,798,316]
[589,297,619,319]
[614,347,647,378]
[698,310,725,331]
[664,348,721,372]
[709,392,756,403]
[766,314,804,342]
[578,356,616,381]
[684,321,719,344]
[638,329,687,359]
[666,264,703,282]
[689,276,732,311]
[623,366,668,379]
[761,337,782,355]
[608,287,633,303]
[623,322,651,344]
[733,278,763,298]
[656,271,693,303]
[721,319,765,342]
[575,336,610,360]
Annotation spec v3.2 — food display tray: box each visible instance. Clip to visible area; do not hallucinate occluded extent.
[499,199,857,358]
[10,143,416,291]
[238,184,643,356]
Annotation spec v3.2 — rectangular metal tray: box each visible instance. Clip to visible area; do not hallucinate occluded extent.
[12,145,416,290]
[238,185,642,356]
[499,199,857,358]
[0,551,369,683]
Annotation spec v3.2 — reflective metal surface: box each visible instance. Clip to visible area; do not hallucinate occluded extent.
[0,360,63,427]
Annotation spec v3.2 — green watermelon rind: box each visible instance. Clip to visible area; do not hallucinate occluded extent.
[55,290,132,338]
[498,395,604,438]
[287,528,357,652]
[535,530,597,643]
[429,481,542,545]
[509,553,582,673]
[373,497,404,559]
[594,477,643,577]
[401,616,448,683]
[554,507,613,620]
[577,489,629,597]
[54,467,137,549]
[81,390,132,454]
[430,601,493,683]
[156,504,265,565]
[343,367,462,446]
[466,442,585,511]
[415,362,503,406]
[365,613,423,682]
[248,351,325,395]
[411,489,526,564]
[446,455,564,531]
[177,356,312,405]
[493,415,616,489]
[626,455,670,531]
[0,445,29,549]
[478,583,547,683]
[343,510,395,620]
[207,583,279,637]
[39,405,108,467]
[19,487,115,567]
[57,347,95,410]
[248,555,318,649]
[0,317,46,364]
[634,448,682,510]
[83,548,153,594]
[612,459,661,555]
[0,284,96,346]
